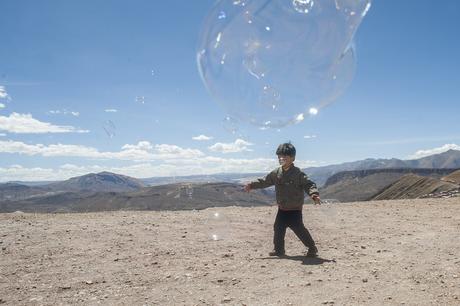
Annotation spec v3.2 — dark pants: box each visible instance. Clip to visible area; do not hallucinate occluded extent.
[274,209,316,253]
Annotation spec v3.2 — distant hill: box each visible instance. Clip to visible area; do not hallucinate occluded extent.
[0,183,51,201]
[441,169,460,184]
[0,182,274,213]
[371,174,459,200]
[305,149,460,186]
[141,173,263,186]
[319,168,458,202]
[0,172,145,202]
[410,149,460,168]
[46,171,146,193]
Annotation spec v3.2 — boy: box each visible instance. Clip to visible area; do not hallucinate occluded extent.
[244,142,321,258]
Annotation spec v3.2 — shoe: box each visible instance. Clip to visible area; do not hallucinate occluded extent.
[306,246,318,258]
[269,250,285,257]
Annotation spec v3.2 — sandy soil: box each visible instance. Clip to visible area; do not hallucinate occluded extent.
[1,198,459,305]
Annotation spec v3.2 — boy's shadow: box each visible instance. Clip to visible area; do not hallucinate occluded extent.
[259,255,336,265]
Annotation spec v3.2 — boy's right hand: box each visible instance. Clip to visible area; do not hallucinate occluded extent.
[311,194,321,205]
[244,184,252,192]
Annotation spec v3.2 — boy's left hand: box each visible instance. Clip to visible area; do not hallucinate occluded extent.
[311,194,321,205]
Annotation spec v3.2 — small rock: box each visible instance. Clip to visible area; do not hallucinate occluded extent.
[85,281,93,285]
[362,278,368,283]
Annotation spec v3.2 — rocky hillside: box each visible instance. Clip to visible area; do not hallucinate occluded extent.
[319,168,458,202]
[441,169,460,184]
[305,149,460,186]
[371,174,459,200]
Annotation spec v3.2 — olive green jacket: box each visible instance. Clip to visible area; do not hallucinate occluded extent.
[249,165,319,210]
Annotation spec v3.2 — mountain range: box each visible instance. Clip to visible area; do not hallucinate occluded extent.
[1,150,459,213]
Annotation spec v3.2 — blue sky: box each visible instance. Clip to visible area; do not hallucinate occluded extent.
[0,0,459,182]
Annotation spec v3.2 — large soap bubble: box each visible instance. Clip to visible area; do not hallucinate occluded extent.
[197,0,371,128]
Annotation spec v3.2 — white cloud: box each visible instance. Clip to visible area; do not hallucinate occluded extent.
[0,86,8,99]
[407,143,460,160]
[0,113,89,134]
[0,133,6,137]
[192,134,213,141]
[0,156,324,182]
[104,109,118,113]
[154,144,204,159]
[304,135,317,139]
[0,103,5,109]
[0,140,204,161]
[208,139,254,153]
[48,110,80,117]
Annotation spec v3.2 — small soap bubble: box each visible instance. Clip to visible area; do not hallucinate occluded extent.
[103,120,116,138]
[233,0,246,6]
[292,0,315,14]
[197,0,371,128]
[184,183,194,199]
[222,116,239,135]
[135,96,145,104]
[316,199,340,225]
[207,211,229,241]
[260,85,281,111]
[218,11,227,19]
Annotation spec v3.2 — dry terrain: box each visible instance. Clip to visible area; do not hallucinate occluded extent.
[1,198,459,305]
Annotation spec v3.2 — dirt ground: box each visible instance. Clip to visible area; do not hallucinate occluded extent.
[1,198,459,305]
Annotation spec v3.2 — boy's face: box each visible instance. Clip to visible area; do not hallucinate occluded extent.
[278,155,295,168]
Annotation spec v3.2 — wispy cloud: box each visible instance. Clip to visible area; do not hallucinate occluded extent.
[407,143,460,159]
[304,135,317,139]
[0,86,9,99]
[104,109,118,113]
[0,113,89,134]
[48,110,80,117]
[208,139,254,153]
[0,156,323,182]
[0,103,5,109]
[0,133,6,137]
[192,134,213,141]
[0,140,204,161]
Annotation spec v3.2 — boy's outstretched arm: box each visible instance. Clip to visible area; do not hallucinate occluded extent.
[244,171,276,192]
[301,173,321,205]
